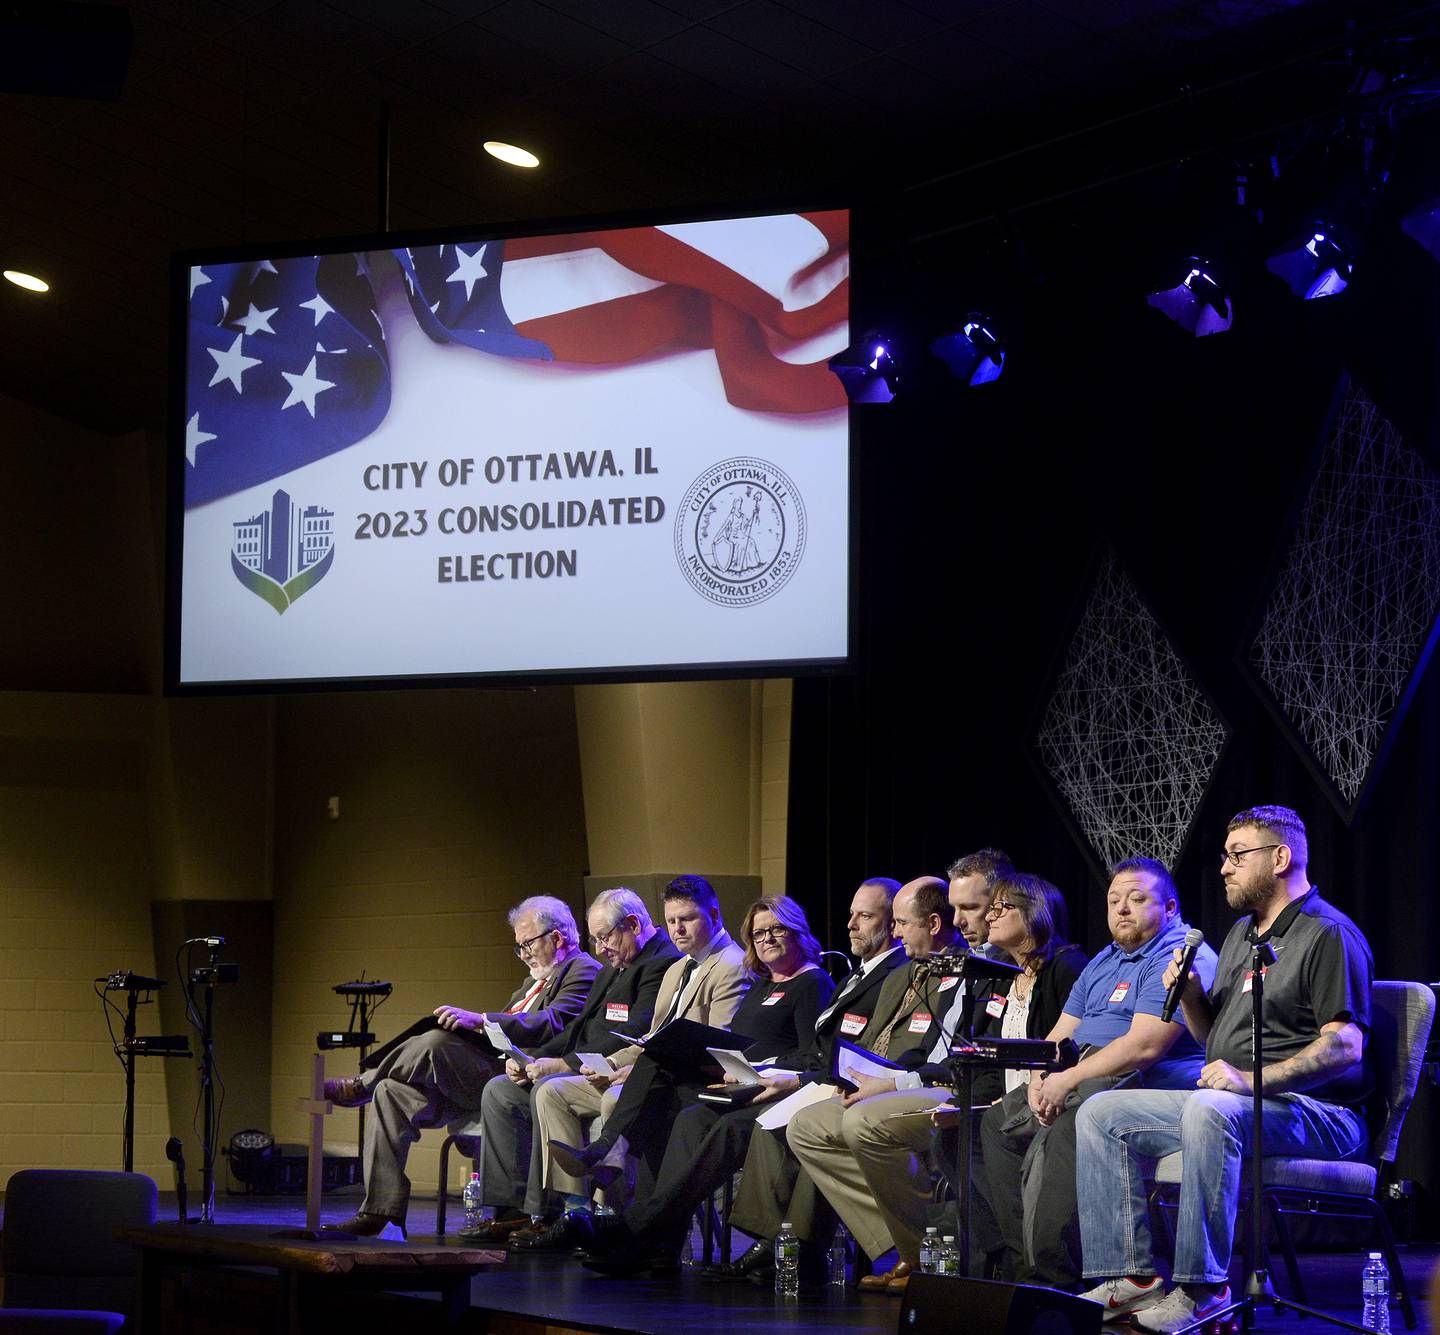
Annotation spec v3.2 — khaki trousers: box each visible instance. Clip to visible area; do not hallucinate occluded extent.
[530,1073,621,1200]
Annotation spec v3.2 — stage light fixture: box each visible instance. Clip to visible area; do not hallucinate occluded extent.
[1400,198,1440,261]
[1147,257,1233,336]
[930,314,1006,386]
[4,269,49,293]
[484,140,540,169]
[1266,223,1353,299]
[225,1128,277,1187]
[827,332,900,403]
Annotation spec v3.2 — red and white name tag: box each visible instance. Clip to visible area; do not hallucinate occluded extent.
[1241,966,1270,994]
[1108,981,1131,1004]
[840,1013,867,1036]
[605,1003,629,1021]
[762,991,785,1006]
[985,994,1008,1019]
[908,1012,933,1034]
[938,975,960,992]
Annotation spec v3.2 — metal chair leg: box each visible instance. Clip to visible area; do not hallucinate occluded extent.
[436,1134,456,1237]
[1260,1190,1307,1307]
[1365,1196,1416,1330]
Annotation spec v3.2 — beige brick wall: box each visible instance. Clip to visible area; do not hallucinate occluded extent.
[759,678,792,893]
[0,694,171,1182]
[268,686,591,1192]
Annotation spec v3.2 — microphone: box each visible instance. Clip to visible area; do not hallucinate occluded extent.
[1161,928,1205,1023]
[165,1136,188,1223]
[189,936,226,949]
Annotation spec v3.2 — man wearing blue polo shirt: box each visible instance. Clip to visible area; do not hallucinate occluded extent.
[977,856,1217,1290]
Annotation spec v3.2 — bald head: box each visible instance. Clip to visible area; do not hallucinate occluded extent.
[893,876,960,960]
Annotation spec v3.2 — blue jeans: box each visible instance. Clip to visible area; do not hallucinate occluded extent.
[1075,1088,1367,1285]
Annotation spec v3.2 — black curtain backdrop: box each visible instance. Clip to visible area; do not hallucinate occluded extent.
[787,155,1440,1226]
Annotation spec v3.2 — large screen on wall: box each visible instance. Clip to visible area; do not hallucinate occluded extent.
[167,208,851,690]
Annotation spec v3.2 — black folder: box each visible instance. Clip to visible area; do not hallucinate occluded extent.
[617,1018,757,1080]
[358,1015,498,1072]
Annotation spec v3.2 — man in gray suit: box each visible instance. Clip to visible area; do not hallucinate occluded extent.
[325,894,600,1236]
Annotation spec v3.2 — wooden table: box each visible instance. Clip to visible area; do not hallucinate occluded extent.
[114,1222,505,1333]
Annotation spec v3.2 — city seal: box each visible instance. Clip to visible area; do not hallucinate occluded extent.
[674,457,806,607]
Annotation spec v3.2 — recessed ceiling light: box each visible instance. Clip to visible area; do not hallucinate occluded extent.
[4,269,49,293]
[484,140,540,169]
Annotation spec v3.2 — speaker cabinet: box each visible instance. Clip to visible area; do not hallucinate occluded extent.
[898,1275,1103,1335]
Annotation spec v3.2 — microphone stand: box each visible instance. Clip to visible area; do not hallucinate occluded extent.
[1175,942,1371,1335]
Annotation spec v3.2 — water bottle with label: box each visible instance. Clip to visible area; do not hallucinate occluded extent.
[919,1227,939,1275]
[774,1221,800,1296]
[462,1171,483,1232]
[940,1234,962,1278]
[1361,1252,1390,1332]
[828,1222,850,1286]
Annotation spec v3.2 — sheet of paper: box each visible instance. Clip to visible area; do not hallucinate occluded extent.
[575,1051,615,1075]
[755,1080,837,1131]
[837,1044,902,1086]
[483,1020,532,1063]
[706,1047,763,1085]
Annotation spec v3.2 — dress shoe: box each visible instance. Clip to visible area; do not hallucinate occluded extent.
[323,1076,371,1108]
[547,1138,623,1189]
[457,1212,533,1243]
[322,1211,405,1239]
[704,1238,773,1282]
[508,1210,597,1252]
[858,1260,913,1293]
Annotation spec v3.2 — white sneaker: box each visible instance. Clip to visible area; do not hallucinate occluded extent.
[1079,1276,1167,1318]
[1132,1284,1232,1334]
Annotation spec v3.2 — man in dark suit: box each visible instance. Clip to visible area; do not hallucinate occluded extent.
[325,895,600,1236]
[469,887,679,1240]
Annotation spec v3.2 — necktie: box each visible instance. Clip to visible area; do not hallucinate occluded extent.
[656,957,698,1030]
[872,966,924,1058]
[506,975,547,1014]
[816,966,864,1031]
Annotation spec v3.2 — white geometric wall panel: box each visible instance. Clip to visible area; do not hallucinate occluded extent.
[1036,555,1227,871]
[1250,381,1440,811]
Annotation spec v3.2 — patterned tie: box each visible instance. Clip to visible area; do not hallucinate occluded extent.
[872,965,925,1058]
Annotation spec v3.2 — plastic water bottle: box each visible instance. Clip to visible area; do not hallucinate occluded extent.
[461,1171,483,1231]
[940,1234,962,1278]
[1362,1252,1390,1332]
[462,1171,483,1232]
[680,1226,696,1268]
[775,1221,800,1296]
[828,1222,850,1286]
[919,1227,939,1275]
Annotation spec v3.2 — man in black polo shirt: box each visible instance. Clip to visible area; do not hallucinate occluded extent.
[1075,806,1373,1334]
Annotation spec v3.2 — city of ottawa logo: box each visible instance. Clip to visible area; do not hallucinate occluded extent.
[230,488,335,614]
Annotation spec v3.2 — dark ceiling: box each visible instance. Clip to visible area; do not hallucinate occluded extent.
[0,0,1434,437]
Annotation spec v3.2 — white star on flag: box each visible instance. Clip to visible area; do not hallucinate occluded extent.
[315,343,347,354]
[233,303,279,336]
[250,259,280,280]
[300,293,335,325]
[280,356,337,417]
[190,266,211,299]
[185,412,217,466]
[206,332,262,392]
[446,243,488,301]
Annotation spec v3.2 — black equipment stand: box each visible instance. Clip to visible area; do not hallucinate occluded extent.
[185,942,239,1224]
[1176,941,1370,1335]
[99,971,189,1174]
[325,980,393,1150]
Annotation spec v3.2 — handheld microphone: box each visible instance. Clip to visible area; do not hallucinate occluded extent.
[1161,928,1205,1023]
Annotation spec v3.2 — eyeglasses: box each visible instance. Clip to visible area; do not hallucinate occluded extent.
[513,929,557,957]
[984,899,1019,919]
[750,925,792,943]
[588,922,627,949]
[1222,844,1280,866]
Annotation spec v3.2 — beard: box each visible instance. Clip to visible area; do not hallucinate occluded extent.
[1225,869,1276,912]
[528,959,557,981]
[851,926,890,958]
[1111,921,1143,946]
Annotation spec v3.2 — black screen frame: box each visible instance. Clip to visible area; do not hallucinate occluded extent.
[164,197,857,697]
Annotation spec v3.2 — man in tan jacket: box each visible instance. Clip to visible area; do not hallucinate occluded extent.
[529,874,749,1205]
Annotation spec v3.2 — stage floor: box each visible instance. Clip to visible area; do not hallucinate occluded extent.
[1,1189,1434,1335]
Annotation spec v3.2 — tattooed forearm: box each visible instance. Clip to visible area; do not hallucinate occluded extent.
[1260,1023,1363,1095]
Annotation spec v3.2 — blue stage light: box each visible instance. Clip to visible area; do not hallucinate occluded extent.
[930,314,1005,386]
[1266,222,1353,299]
[1147,257,1233,336]
[828,331,901,403]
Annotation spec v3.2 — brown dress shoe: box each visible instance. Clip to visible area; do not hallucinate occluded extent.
[858,1261,914,1292]
[458,1214,534,1243]
[322,1211,405,1239]
[323,1076,371,1108]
